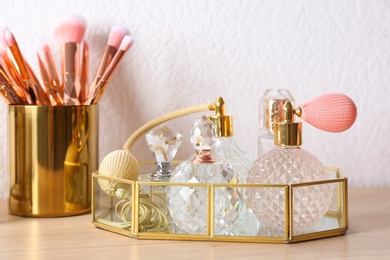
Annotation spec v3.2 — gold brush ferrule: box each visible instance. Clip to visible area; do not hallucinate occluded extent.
[209,97,233,137]
[0,83,25,104]
[6,44,30,80]
[0,65,30,104]
[274,101,302,146]
[37,56,61,106]
[26,62,51,106]
[44,49,64,104]
[91,45,117,88]
[86,49,126,105]
[61,42,81,105]
[79,43,89,104]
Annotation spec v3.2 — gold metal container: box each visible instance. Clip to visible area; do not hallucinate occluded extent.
[8,105,99,217]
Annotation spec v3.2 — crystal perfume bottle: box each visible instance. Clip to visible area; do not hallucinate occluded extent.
[209,97,252,182]
[145,126,182,179]
[258,89,295,156]
[167,115,243,235]
[247,101,333,231]
[209,97,259,236]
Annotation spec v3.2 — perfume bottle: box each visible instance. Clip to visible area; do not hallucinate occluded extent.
[167,115,243,235]
[258,89,295,156]
[209,97,252,182]
[145,126,182,179]
[209,97,260,236]
[247,101,333,231]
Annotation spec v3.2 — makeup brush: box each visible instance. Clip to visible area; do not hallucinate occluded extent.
[0,48,30,103]
[43,43,63,104]
[86,35,133,105]
[37,53,62,105]
[0,69,26,105]
[54,14,87,105]
[90,25,129,89]
[78,41,89,103]
[4,29,50,105]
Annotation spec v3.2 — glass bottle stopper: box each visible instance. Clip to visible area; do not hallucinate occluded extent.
[145,126,182,178]
[190,115,216,164]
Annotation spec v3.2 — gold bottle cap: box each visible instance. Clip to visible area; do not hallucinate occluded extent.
[265,98,291,134]
[274,101,302,146]
[209,97,233,137]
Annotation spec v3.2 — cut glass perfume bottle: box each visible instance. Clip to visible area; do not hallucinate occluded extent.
[167,115,243,235]
[209,97,259,235]
[258,89,295,156]
[210,97,252,182]
[248,101,333,231]
[145,126,182,179]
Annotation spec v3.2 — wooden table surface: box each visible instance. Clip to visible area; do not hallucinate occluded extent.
[0,187,389,260]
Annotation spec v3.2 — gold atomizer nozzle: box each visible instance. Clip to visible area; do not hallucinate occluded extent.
[274,101,302,146]
[209,97,233,137]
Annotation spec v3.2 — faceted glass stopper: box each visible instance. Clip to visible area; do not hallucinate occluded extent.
[190,115,216,151]
[190,115,216,163]
[145,126,182,178]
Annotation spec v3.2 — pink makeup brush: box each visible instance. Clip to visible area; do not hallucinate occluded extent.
[43,43,63,104]
[0,48,30,103]
[86,35,134,105]
[0,67,26,105]
[4,29,50,105]
[90,25,129,89]
[54,14,87,105]
[37,53,62,105]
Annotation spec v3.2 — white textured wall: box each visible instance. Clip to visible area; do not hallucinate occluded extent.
[0,0,389,198]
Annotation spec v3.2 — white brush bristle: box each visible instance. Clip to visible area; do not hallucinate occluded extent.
[0,27,9,49]
[108,25,130,48]
[119,35,134,51]
[54,14,87,44]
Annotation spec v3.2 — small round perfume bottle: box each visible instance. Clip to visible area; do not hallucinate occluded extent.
[145,126,182,179]
[209,97,252,182]
[209,97,260,235]
[247,101,333,231]
[168,115,243,235]
[258,89,295,156]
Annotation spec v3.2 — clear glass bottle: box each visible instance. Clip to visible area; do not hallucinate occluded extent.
[248,101,333,231]
[209,97,260,236]
[258,89,295,156]
[209,97,252,182]
[167,115,243,235]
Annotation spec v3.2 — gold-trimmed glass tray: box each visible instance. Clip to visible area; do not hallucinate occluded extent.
[91,166,347,244]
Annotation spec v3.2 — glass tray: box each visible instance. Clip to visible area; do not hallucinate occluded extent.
[92,166,347,244]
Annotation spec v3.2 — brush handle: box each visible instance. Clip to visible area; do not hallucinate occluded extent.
[61,42,81,105]
[90,45,117,89]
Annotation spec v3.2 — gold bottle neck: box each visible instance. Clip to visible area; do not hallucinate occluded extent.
[273,101,302,146]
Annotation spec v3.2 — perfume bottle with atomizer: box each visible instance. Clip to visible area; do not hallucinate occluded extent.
[167,115,243,235]
[249,101,333,231]
[248,93,357,232]
[258,89,295,156]
[209,97,260,235]
[209,97,252,182]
